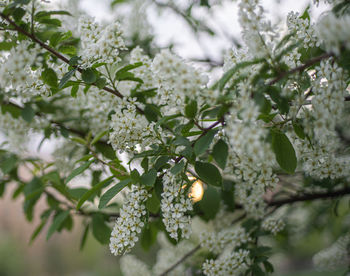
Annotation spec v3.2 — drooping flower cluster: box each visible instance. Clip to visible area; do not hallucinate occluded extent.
[292,59,350,180]
[224,82,279,218]
[316,12,350,54]
[110,185,150,256]
[120,255,152,276]
[161,171,193,240]
[78,15,127,68]
[0,41,41,98]
[313,233,350,271]
[238,0,276,58]
[109,103,160,153]
[151,50,208,114]
[287,11,319,49]
[262,217,285,235]
[200,226,252,254]
[202,249,251,276]
[129,46,154,90]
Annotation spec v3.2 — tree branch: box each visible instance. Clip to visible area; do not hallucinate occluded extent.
[268,52,334,85]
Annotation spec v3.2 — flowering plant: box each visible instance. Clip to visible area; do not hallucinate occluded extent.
[1,0,350,275]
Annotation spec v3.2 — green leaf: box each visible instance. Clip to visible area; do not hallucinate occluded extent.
[82,68,97,84]
[46,210,70,240]
[0,154,18,174]
[0,41,15,51]
[12,7,26,22]
[140,222,157,250]
[184,100,197,119]
[115,62,143,77]
[140,168,157,187]
[146,190,160,214]
[80,224,89,251]
[195,161,222,187]
[59,69,76,89]
[194,129,217,156]
[170,161,185,175]
[91,130,108,145]
[76,176,114,210]
[271,130,297,174]
[213,59,263,91]
[292,121,305,140]
[98,178,131,209]
[65,159,94,185]
[29,218,47,244]
[91,213,111,244]
[212,139,228,170]
[95,77,107,89]
[41,68,58,88]
[197,186,220,220]
[71,84,79,97]
[21,104,35,123]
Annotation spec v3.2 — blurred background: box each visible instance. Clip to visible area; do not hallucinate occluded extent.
[0,0,346,275]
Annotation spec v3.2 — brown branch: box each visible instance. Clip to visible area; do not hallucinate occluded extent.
[268,52,334,85]
[159,245,201,276]
[267,186,350,207]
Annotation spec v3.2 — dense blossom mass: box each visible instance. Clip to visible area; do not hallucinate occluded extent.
[1,0,350,275]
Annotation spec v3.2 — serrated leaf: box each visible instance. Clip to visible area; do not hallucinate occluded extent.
[46,210,70,240]
[212,139,228,169]
[76,176,114,210]
[194,129,217,156]
[271,130,297,174]
[65,160,94,185]
[195,161,222,187]
[98,178,131,209]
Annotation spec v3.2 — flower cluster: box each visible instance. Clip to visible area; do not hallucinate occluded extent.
[0,41,41,98]
[313,233,350,271]
[292,59,350,180]
[200,226,251,254]
[161,171,193,240]
[110,185,150,256]
[78,15,127,68]
[202,249,251,276]
[109,103,160,153]
[129,46,154,91]
[238,0,275,58]
[262,218,285,235]
[316,12,350,55]
[287,11,319,49]
[120,255,152,276]
[224,81,279,218]
[151,50,208,114]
